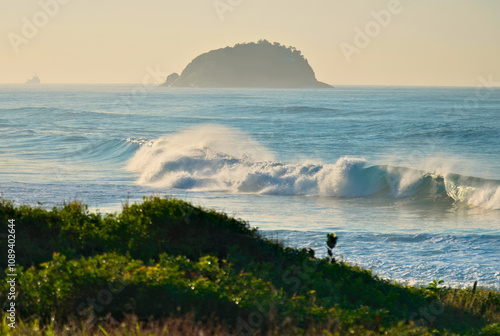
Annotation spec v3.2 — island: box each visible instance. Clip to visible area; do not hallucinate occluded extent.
[162,40,332,88]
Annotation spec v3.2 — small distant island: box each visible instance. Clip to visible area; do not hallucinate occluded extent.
[25,74,40,84]
[162,40,332,88]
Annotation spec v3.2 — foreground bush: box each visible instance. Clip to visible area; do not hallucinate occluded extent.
[1,197,499,335]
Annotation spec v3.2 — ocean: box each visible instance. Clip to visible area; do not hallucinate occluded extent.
[1,84,499,289]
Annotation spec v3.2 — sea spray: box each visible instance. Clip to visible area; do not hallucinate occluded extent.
[127,125,500,210]
[445,174,500,210]
[127,124,275,189]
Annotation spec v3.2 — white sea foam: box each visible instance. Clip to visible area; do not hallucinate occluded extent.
[127,125,500,210]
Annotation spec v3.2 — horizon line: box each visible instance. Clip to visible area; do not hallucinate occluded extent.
[0,83,496,89]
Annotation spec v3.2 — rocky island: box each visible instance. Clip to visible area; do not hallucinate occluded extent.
[162,40,332,88]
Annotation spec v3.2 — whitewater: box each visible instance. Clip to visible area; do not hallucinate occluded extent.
[1,85,499,289]
[127,125,500,209]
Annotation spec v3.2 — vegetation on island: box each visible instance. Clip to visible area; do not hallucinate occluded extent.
[163,40,332,88]
[0,196,499,335]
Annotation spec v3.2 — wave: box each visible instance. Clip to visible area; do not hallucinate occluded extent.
[70,138,141,162]
[42,138,142,164]
[127,125,500,210]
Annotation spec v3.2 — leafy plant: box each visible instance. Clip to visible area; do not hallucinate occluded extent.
[326,233,338,263]
[424,280,446,299]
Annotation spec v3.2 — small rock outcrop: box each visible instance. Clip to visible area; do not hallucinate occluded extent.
[164,73,179,87]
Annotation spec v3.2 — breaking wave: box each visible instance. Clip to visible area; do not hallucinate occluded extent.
[127,125,500,210]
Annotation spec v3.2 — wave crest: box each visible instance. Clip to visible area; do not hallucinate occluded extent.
[127,125,500,210]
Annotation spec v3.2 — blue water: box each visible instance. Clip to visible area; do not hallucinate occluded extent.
[1,84,499,289]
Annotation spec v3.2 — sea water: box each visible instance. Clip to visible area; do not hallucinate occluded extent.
[1,84,499,289]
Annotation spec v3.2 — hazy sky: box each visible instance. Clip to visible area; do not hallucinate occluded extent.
[2,0,500,86]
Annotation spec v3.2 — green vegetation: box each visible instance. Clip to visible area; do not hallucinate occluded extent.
[164,40,332,88]
[0,197,499,335]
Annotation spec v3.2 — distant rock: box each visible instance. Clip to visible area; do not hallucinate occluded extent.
[162,40,332,88]
[26,74,40,84]
[164,73,179,87]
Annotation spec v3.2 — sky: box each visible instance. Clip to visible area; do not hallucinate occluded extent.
[1,0,500,86]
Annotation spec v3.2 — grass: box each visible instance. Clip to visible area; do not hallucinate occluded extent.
[0,196,499,335]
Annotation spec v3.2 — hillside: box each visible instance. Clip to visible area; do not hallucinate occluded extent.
[1,197,499,335]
